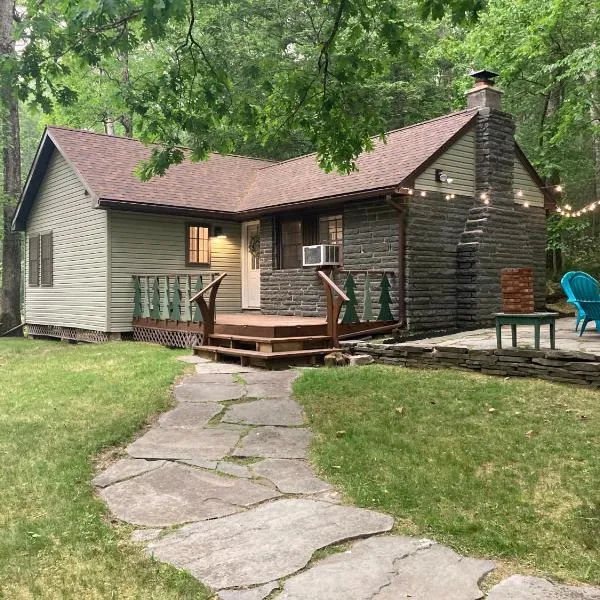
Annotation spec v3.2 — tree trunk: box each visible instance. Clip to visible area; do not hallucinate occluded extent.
[0,0,23,336]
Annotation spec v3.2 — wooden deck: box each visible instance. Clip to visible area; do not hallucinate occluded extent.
[133,313,399,367]
[132,270,400,366]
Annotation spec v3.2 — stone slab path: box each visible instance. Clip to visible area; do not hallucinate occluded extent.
[94,357,600,599]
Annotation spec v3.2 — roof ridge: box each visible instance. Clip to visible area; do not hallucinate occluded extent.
[46,125,276,163]
[256,107,479,171]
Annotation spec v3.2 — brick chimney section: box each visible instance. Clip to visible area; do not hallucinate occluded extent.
[501,268,535,313]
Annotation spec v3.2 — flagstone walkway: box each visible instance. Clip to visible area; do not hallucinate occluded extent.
[94,357,600,599]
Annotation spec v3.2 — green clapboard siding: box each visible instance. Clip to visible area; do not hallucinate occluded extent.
[24,150,109,331]
[514,156,545,207]
[108,211,242,332]
[414,128,475,197]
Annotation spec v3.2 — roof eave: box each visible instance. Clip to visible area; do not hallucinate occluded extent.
[239,185,401,218]
[12,128,100,232]
[97,198,243,221]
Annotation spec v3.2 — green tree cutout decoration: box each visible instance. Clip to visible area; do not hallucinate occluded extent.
[377,273,394,321]
[192,275,204,322]
[132,276,143,319]
[160,276,171,320]
[362,273,374,321]
[341,272,360,324]
[170,276,182,321]
[150,276,161,320]
[181,275,192,322]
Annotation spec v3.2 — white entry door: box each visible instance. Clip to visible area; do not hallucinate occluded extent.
[242,221,261,309]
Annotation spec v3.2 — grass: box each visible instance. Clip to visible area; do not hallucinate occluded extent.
[294,365,600,585]
[0,338,211,600]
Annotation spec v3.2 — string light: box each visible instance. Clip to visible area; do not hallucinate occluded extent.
[523,201,530,208]
[407,188,414,195]
[420,190,427,197]
[517,190,524,198]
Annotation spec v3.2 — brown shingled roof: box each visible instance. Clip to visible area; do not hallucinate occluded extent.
[47,126,273,214]
[15,109,480,230]
[244,109,478,211]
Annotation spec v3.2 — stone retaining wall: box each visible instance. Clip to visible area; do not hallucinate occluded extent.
[341,341,600,387]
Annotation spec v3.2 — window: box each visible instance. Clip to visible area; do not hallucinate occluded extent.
[28,236,40,287]
[40,232,53,286]
[277,213,344,269]
[280,219,303,269]
[186,225,210,265]
[319,214,343,245]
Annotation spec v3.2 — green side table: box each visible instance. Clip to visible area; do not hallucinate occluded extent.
[495,312,559,350]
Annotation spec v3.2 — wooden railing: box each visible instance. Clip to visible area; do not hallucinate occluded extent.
[317,270,349,348]
[132,272,221,324]
[189,273,227,346]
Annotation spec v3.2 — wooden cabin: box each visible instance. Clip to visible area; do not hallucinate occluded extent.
[12,74,552,365]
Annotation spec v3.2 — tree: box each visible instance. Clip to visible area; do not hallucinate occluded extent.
[18,0,482,177]
[0,0,22,336]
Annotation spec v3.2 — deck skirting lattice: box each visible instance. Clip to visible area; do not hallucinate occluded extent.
[133,325,202,348]
[28,324,110,343]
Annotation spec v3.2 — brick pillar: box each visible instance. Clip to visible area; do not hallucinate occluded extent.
[501,267,534,313]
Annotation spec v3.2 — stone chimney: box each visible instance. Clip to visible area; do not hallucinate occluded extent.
[456,69,546,328]
[465,69,503,110]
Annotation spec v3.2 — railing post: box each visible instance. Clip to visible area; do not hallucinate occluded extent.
[317,270,349,348]
[190,273,227,346]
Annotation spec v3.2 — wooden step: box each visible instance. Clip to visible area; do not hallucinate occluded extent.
[193,344,333,367]
[209,333,331,344]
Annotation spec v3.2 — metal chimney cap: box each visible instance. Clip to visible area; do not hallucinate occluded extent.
[469,69,499,84]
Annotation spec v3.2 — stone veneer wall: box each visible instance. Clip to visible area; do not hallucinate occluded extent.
[259,216,326,316]
[342,341,600,388]
[259,198,400,318]
[405,192,473,332]
[456,108,546,328]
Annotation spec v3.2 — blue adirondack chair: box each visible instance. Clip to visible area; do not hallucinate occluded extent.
[561,271,588,331]
[567,272,600,335]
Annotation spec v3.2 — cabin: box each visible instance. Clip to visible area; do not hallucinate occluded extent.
[12,72,552,365]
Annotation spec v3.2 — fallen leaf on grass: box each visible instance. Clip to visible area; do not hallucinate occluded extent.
[336,430,347,437]
[395,406,405,415]
[525,430,535,438]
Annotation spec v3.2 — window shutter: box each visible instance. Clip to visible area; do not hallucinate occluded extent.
[28,236,40,287]
[40,232,53,286]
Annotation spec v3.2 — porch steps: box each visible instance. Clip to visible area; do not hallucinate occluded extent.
[207,332,332,355]
[193,344,332,367]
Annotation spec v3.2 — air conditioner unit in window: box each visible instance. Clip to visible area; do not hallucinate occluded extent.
[302,244,341,267]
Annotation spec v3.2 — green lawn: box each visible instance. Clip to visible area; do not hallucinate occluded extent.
[0,338,211,600]
[294,365,600,585]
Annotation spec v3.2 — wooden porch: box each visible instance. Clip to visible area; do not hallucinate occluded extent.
[131,270,399,366]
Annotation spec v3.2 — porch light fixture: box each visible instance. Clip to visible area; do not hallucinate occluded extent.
[213,226,227,239]
[435,169,454,184]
